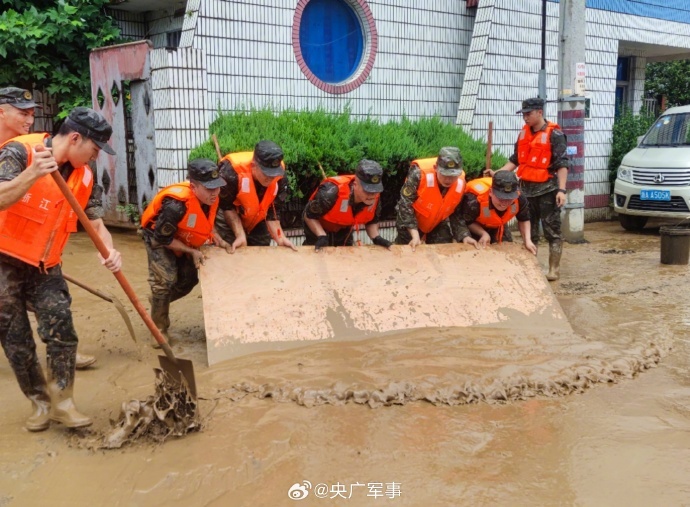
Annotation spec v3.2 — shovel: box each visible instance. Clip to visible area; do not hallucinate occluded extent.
[62,272,138,343]
[51,171,197,399]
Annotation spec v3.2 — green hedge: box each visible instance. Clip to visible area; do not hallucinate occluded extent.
[190,108,507,199]
[608,106,656,184]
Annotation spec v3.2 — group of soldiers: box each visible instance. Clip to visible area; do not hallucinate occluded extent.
[0,85,569,433]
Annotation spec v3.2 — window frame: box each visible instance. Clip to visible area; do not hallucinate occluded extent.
[292,0,378,94]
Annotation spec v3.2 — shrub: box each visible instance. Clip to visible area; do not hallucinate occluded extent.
[608,106,656,184]
[189,107,507,224]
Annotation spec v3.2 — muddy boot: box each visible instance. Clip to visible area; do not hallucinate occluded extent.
[47,346,92,429]
[150,295,172,349]
[15,359,51,432]
[546,241,563,281]
[75,352,97,370]
[26,393,51,432]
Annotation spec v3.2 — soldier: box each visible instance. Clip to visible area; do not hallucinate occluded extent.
[485,97,569,280]
[215,140,296,252]
[459,171,537,255]
[0,86,37,142]
[0,87,96,369]
[303,159,392,250]
[0,107,122,431]
[141,159,231,343]
[395,146,478,250]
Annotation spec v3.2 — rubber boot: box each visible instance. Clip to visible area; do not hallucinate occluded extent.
[150,295,172,349]
[26,394,51,432]
[15,359,51,432]
[75,352,97,370]
[47,347,92,429]
[546,240,563,281]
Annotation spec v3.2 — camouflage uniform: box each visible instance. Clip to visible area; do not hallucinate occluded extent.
[140,197,204,301]
[0,139,104,400]
[509,122,569,244]
[394,166,469,245]
[214,158,289,246]
[303,180,382,246]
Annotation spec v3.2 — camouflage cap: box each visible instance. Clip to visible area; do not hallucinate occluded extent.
[188,158,226,189]
[0,87,39,110]
[254,140,285,178]
[64,107,116,155]
[436,147,463,177]
[491,170,519,200]
[516,97,545,114]
[355,159,384,193]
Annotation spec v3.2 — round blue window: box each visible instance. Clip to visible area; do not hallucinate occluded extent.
[299,0,364,84]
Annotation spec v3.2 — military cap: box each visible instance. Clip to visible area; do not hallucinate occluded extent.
[64,107,116,155]
[188,158,226,189]
[355,159,384,193]
[0,87,39,110]
[492,170,519,200]
[436,147,463,177]
[516,97,545,114]
[253,140,285,178]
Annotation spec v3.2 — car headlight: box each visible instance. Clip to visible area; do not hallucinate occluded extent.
[617,165,633,183]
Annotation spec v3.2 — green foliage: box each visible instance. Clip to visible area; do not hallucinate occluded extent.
[608,106,656,183]
[0,0,123,118]
[645,59,690,108]
[116,202,141,225]
[190,107,507,199]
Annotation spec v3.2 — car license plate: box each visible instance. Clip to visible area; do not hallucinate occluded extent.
[640,189,671,201]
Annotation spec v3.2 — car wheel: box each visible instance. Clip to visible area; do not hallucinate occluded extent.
[618,213,648,231]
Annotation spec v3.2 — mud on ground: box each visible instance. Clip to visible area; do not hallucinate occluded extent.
[0,220,689,506]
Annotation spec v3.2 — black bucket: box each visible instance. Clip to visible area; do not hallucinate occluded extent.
[660,225,690,265]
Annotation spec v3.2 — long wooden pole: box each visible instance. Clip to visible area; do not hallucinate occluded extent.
[485,121,493,173]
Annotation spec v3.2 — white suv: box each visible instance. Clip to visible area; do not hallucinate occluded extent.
[613,104,690,230]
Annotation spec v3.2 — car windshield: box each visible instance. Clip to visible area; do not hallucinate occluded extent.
[641,112,690,146]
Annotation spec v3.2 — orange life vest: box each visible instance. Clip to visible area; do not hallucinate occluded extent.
[141,182,218,250]
[0,133,93,269]
[221,151,283,233]
[310,175,378,233]
[466,177,519,244]
[516,121,560,183]
[409,158,466,233]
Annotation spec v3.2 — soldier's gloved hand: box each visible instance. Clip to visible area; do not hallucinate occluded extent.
[314,235,329,251]
[372,236,392,250]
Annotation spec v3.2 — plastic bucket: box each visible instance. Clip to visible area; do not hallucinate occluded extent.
[660,226,690,265]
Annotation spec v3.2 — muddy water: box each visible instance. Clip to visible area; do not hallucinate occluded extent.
[0,221,689,506]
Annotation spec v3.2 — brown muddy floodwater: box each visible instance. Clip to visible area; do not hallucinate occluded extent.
[0,220,689,506]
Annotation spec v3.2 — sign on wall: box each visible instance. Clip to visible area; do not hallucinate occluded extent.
[575,62,586,96]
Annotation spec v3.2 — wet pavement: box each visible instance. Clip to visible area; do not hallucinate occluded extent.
[0,220,688,506]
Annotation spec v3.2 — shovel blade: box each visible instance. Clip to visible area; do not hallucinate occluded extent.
[158,355,197,399]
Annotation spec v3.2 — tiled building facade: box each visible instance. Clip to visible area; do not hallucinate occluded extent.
[92,0,690,224]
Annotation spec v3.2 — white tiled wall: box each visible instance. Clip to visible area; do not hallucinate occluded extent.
[456,0,560,157]
[195,0,476,124]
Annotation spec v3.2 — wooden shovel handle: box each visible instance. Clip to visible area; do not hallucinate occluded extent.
[51,171,177,363]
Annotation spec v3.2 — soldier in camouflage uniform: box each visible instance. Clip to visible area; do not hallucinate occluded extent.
[486,98,569,280]
[141,159,231,345]
[215,140,296,252]
[395,147,478,250]
[0,88,98,370]
[459,170,537,254]
[0,107,122,432]
[303,160,392,250]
